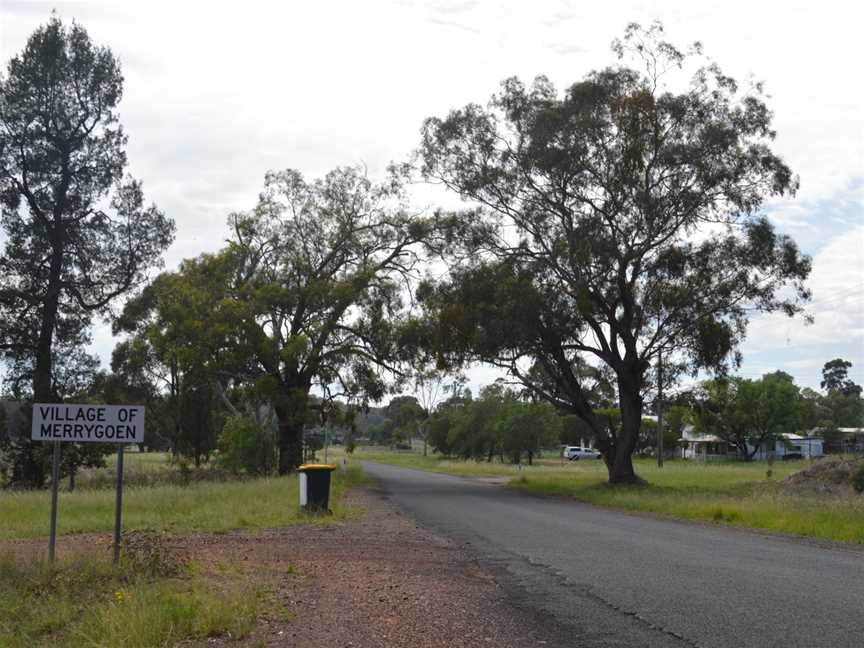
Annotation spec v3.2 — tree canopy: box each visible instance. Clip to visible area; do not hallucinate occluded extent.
[414,22,811,482]
[821,359,862,397]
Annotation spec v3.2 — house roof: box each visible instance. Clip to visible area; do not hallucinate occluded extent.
[678,434,724,443]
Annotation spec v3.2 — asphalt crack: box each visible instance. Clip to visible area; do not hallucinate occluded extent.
[471,546,704,648]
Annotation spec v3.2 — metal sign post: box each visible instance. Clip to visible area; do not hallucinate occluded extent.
[32,403,144,563]
[113,444,125,563]
[657,349,664,469]
[48,441,60,562]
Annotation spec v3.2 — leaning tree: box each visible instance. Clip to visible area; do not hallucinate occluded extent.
[415,22,811,483]
[0,17,174,485]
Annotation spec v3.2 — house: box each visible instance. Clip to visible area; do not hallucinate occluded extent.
[679,427,731,460]
[751,434,823,460]
[678,425,824,460]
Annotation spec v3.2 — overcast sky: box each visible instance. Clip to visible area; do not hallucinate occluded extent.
[1,0,862,395]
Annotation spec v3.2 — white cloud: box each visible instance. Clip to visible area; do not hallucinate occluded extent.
[738,225,864,387]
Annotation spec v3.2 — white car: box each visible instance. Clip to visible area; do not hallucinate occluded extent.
[564,446,602,460]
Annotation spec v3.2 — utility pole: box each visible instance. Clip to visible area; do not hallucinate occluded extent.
[324,424,329,464]
[657,348,664,468]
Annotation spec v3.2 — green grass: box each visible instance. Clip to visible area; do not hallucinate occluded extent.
[0,553,282,647]
[0,461,370,646]
[0,464,370,540]
[357,448,864,544]
[75,451,228,490]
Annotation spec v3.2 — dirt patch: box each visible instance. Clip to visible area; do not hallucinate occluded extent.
[783,457,864,496]
[1,487,568,647]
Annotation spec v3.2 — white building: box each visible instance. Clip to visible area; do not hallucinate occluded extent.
[679,426,824,460]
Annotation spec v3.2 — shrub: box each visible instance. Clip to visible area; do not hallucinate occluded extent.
[120,530,187,578]
[215,417,276,475]
[853,466,864,494]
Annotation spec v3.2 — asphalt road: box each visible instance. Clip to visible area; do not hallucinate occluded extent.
[362,461,864,648]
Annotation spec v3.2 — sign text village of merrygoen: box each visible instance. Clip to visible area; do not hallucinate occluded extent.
[32,404,145,443]
[32,403,145,563]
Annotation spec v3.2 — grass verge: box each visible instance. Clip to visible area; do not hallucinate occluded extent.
[0,542,287,647]
[356,448,864,544]
[0,463,370,540]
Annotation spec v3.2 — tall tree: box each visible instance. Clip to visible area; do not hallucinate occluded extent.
[182,166,435,473]
[821,359,862,397]
[0,16,174,407]
[817,359,864,433]
[0,17,173,487]
[415,22,810,483]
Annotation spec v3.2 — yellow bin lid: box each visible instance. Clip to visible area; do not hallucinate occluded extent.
[298,463,337,471]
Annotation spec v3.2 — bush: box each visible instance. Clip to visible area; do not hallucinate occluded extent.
[853,466,864,494]
[215,417,276,475]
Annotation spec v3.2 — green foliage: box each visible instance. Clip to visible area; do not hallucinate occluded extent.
[302,432,324,462]
[498,400,561,465]
[696,374,803,459]
[821,358,862,396]
[853,466,864,494]
[426,385,560,464]
[812,359,864,435]
[112,269,235,465]
[216,416,277,475]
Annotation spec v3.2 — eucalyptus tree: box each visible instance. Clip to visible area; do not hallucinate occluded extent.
[415,23,811,482]
[0,16,174,404]
[207,165,435,473]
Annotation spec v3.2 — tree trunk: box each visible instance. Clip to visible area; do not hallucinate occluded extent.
[33,301,60,403]
[68,465,76,492]
[12,441,47,488]
[33,228,64,403]
[608,369,644,484]
[275,387,309,474]
[277,417,304,473]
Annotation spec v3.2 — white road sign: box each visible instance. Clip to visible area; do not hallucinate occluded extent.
[32,404,145,444]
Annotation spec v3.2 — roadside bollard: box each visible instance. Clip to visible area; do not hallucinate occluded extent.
[299,463,337,512]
